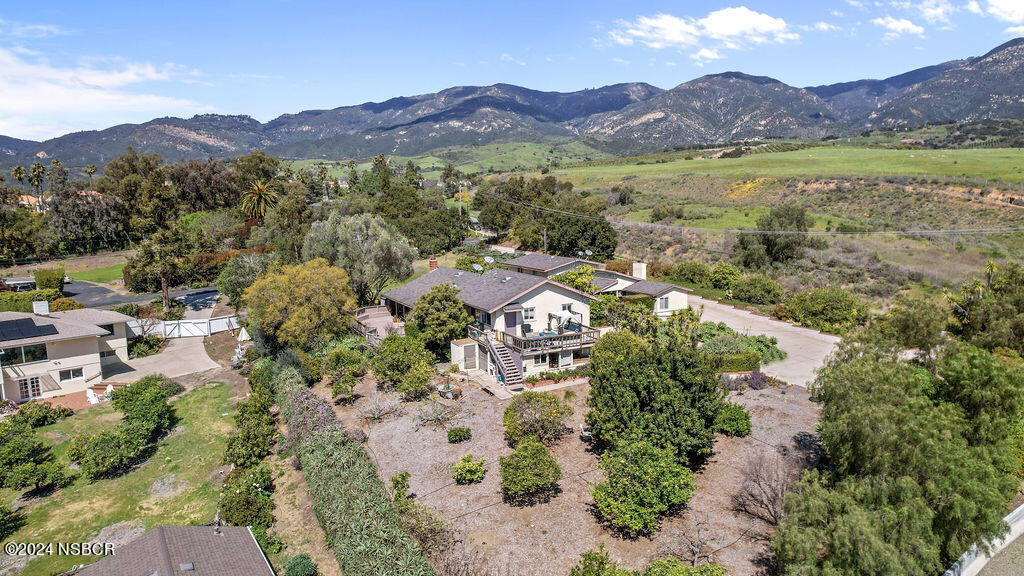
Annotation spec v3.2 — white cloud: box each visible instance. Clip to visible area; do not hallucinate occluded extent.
[872,15,926,38]
[0,18,66,39]
[611,57,630,65]
[1006,25,1024,34]
[890,0,957,24]
[985,0,1024,23]
[966,1,984,15]
[802,21,842,31]
[0,47,210,140]
[609,7,798,64]
[499,53,526,66]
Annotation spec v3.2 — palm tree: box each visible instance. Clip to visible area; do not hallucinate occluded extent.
[28,162,45,210]
[10,165,25,185]
[241,181,278,222]
[84,164,97,184]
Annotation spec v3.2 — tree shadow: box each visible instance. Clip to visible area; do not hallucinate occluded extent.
[791,431,825,469]
[503,484,562,507]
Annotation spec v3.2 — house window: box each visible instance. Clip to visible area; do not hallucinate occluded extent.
[523,307,535,321]
[98,324,114,334]
[59,368,84,381]
[100,350,116,358]
[659,296,670,310]
[534,354,547,365]
[7,344,48,365]
[476,310,491,326]
[561,303,573,312]
[18,377,41,401]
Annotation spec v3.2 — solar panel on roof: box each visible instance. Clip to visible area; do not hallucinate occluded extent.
[0,318,58,342]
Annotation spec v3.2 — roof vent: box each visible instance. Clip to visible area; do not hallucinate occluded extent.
[32,300,49,316]
[502,276,511,283]
[455,271,463,277]
[180,562,195,571]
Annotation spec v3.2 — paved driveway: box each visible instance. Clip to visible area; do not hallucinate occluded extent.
[689,295,841,387]
[101,291,221,384]
[63,281,218,309]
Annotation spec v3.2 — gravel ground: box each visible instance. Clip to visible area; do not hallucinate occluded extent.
[336,378,819,576]
[980,536,1024,576]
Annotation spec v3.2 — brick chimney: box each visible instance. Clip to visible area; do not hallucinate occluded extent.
[429,257,438,271]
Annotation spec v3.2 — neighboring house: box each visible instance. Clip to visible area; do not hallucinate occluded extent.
[0,303,132,403]
[501,253,690,317]
[1,276,37,292]
[17,194,40,212]
[73,525,274,576]
[382,266,598,387]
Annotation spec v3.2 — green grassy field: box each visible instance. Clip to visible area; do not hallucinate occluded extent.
[7,383,234,576]
[288,139,612,180]
[70,263,126,284]
[552,146,1024,186]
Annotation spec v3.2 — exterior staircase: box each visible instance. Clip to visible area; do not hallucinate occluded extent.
[491,342,523,387]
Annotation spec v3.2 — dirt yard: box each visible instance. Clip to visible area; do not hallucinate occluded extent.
[0,250,133,277]
[334,378,820,576]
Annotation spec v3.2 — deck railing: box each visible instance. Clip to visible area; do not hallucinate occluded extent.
[469,322,598,353]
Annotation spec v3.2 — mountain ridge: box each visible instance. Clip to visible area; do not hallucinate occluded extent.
[3,38,1022,167]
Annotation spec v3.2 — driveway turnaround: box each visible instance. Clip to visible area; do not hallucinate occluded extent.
[101,291,221,384]
[63,280,218,309]
[689,295,841,387]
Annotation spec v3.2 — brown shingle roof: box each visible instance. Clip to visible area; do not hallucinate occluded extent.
[75,526,273,576]
[502,253,596,273]
[620,280,689,297]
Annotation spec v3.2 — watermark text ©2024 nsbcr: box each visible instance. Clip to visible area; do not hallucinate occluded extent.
[4,541,115,557]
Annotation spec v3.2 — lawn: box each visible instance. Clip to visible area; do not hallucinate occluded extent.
[552,146,1024,186]
[6,382,235,576]
[69,263,126,284]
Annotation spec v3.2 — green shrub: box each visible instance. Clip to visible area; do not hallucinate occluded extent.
[11,402,73,428]
[70,420,153,480]
[674,261,713,287]
[716,401,752,437]
[733,274,785,305]
[220,466,275,528]
[780,287,869,333]
[502,390,573,446]
[592,439,695,535]
[127,335,163,359]
[642,559,728,576]
[49,297,83,311]
[284,554,318,576]
[447,427,471,443]
[224,387,277,468]
[499,437,561,504]
[247,357,276,392]
[0,289,62,312]
[371,335,435,401]
[712,350,761,372]
[110,382,176,434]
[452,453,486,484]
[710,262,742,291]
[33,267,64,291]
[133,374,185,397]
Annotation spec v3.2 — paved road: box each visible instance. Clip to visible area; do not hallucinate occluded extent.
[980,535,1024,576]
[63,280,218,309]
[690,295,841,387]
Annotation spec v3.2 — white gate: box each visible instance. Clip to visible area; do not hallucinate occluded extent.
[127,315,240,339]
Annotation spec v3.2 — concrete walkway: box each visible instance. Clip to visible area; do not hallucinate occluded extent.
[102,293,220,383]
[689,295,841,387]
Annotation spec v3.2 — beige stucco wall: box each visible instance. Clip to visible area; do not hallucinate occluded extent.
[492,283,593,335]
[1,336,102,402]
[99,322,129,363]
[653,290,689,318]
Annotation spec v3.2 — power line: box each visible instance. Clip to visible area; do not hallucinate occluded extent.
[474,189,1024,237]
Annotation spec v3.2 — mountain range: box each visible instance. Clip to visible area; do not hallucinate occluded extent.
[3,38,1023,168]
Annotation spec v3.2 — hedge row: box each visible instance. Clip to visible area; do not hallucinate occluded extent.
[265,356,435,576]
[710,350,761,373]
[0,289,62,312]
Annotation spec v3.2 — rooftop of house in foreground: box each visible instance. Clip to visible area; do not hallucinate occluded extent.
[74,525,274,576]
[383,266,595,313]
[620,279,691,297]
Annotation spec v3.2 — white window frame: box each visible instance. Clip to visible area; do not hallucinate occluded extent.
[561,303,573,312]
[19,377,41,401]
[523,307,535,321]
[59,367,84,382]
[659,296,670,310]
[534,354,547,365]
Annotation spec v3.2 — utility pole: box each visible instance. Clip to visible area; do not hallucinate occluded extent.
[543,228,548,253]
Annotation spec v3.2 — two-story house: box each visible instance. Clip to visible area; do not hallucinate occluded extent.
[0,303,132,403]
[501,254,691,319]
[381,266,598,387]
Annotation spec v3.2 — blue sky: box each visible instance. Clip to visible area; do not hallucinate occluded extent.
[1,0,1023,140]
